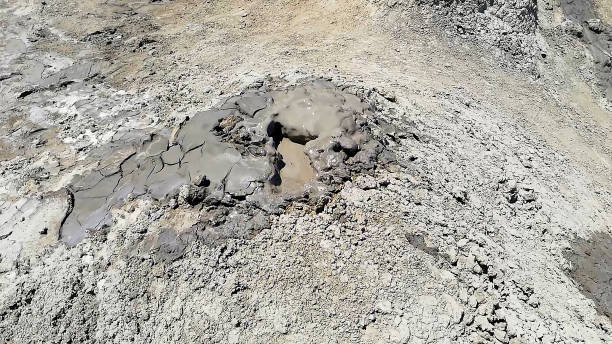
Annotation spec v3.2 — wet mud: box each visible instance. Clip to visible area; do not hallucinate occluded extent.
[277,138,316,193]
[563,232,612,319]
[60,80,394,246]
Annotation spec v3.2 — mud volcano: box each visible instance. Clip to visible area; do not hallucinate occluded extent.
[60,81,391,245]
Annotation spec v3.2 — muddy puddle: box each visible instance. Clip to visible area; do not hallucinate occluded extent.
[563,232,612,319]
[277,138,316,193]
[60,80,392,245]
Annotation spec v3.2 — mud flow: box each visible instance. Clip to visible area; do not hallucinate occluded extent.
[60,81,390,245]
[563,232,612,319]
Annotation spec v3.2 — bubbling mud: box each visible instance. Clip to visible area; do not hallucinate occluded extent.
[60,80,392,245]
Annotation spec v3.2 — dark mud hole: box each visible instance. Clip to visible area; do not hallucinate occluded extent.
[563,232,612,319]
[61,80,395,248]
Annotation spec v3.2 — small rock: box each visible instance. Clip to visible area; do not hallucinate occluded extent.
[541,334,555,344]
[375,300,393,314]
[494,329,507,342]
[451,186,468,204]
[520,188,537,203]
[445,247,458,264]
[562,20,583,37]
[355,175,377,190]
[375,87,396,102]
[586,19,603,33]
[192,174,210,187]
[217,115,242,133]
[528,294,540,308]
[469,295,479,308]
[507,179,517,191]
[474,315,494,333]
[178,184,206,205]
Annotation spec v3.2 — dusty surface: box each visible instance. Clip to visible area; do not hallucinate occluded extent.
[0,0,611,343]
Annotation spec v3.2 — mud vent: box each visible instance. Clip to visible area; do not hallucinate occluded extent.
[60,80,394,246]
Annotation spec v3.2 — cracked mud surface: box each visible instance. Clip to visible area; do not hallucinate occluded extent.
[61,81,391,246]
[0,0,611,343]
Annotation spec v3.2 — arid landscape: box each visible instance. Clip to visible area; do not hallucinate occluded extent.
[0,0,610,343]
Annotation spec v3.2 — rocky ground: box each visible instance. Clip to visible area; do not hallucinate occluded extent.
[0,0,610,343]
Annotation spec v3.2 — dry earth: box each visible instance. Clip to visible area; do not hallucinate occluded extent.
[0,0,611,343]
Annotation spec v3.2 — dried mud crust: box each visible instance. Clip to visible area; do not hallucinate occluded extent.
[60,80,396,246]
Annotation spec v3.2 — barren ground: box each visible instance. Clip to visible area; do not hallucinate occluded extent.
[0,0,611,343]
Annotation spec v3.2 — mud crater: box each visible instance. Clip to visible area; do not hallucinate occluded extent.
[60,80,395,246]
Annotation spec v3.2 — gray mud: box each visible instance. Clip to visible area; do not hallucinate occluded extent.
[61,81,392,246]
[563,232,612,319]
[561,0,612,97]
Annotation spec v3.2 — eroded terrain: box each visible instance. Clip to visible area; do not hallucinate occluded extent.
[0,0,611,343]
